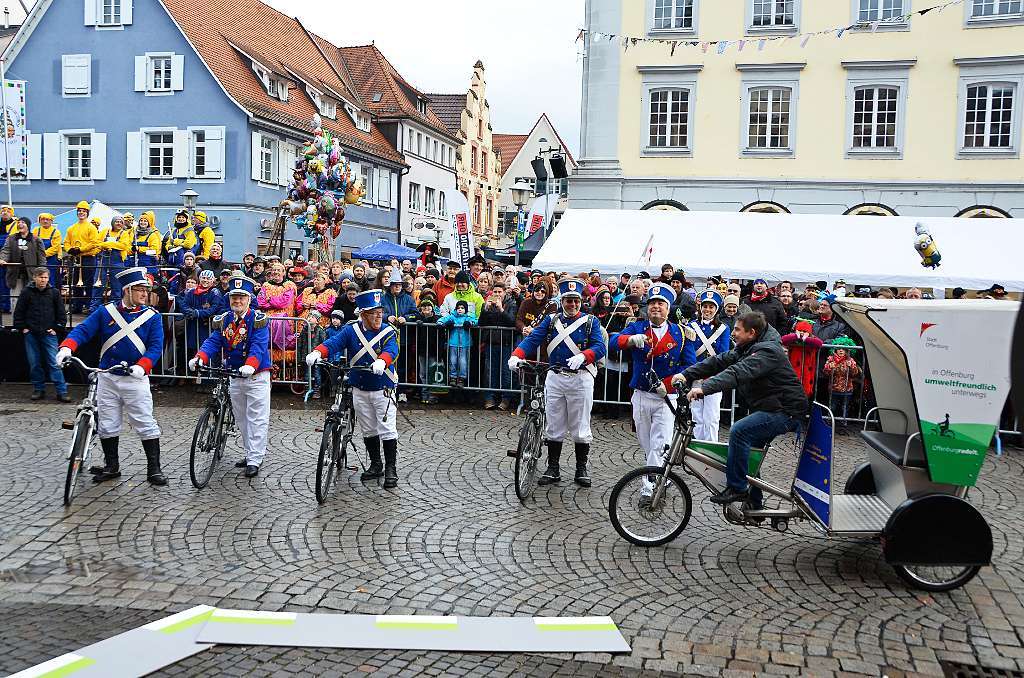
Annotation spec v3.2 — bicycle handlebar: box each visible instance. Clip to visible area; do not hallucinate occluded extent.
[196,365,244,378]
[516,359,579,375]
[319,361,375,373]
[61,356,129,376]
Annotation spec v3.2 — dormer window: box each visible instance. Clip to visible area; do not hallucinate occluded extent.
[277,80,289,101]
[345,104,371,133]
[417,98,428,115]
[251,60,288,101]
[306,86,336,119]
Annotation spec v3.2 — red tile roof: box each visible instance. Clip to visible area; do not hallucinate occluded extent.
[492,134,528,168]
[160,0,403,164]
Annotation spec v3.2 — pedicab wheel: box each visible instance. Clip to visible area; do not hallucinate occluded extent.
[844,462,876,495]
[315,426,338,504]
[189,406,220,489]
[290,383,306,396]
[893,564,981,592]
[64,417,91,506]
[608,466,692,547]
[514,412,543,501]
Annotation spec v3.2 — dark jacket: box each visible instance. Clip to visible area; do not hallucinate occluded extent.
[684,325,808,417]
[0,232,47,287]
[812,315,848,344]
[199,256,229,277]
[670,293,697,324]
[478,303,516,347]
[741,294,790,335]
[14,282,66,334]
[331,295,359,323]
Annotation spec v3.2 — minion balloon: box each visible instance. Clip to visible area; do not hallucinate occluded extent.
[914,223,942,269]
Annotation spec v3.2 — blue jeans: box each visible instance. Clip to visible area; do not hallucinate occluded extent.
[24,332,67,394]
[448,345,468,380]
[484,342,515,403]
[727,410,799,505]
[89,258,124,312]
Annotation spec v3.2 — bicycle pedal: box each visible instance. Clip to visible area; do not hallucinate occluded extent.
[507,449,518,458]
[61,421,75,430]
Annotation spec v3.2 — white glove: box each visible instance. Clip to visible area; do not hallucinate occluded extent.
[128,365,146,379]
[566,353,587,371]
[55,347,73,367]
[188,356,203,372]
[238,364,256,377]
[305,350,322,367]
[628,334,647,349]
[371,358,386,376]
[507,355,522,371]
[655,380,668,397]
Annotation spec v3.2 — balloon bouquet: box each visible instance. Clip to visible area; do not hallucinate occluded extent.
[279,114,366,262]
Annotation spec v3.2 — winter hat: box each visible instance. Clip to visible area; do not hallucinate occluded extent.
[198,269,216,283]
[330,310,345,321]
[723,294,740,307]
[455,299,469,313]
[830,335,858,355]
[454,271,472,286]
[794,319,815,334]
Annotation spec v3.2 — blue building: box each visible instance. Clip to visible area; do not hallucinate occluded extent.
[3,0,408,260]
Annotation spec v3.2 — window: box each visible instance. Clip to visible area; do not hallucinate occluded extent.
[151,56,172,92]
[738,64,802,156]
[101,0,121,25]
[447,147,454,167]
[956,57,1023,157]
[971,0,1022,17]
[844,203,898,216]
[417,132,423,156]
[61,55,91,96]
[473,196,481,226]
[639,65,701,156]
[481,150,488,179]
[307,86,336,119]
[471,145,478,173]
[64,134,92,180]
[752,0,795,27]
[417,98,428,115]
[852,87,898,148]
[438,191,447,218]
[257,135,276,183]
[425,187,436,215]
[747,87,791,149]
[653,0,695,30]
[193,130,207,177]
[485,199,493,230]
[742,201,790,213]
[409,182,421,211]
[407,129,415,154]
[964,83,1015,148]
[858,0,905,21]
[649,89,690,149]
[433,140,439,162]
[478,118,484,139]
[135,54,183,95]
[147,131,174,178]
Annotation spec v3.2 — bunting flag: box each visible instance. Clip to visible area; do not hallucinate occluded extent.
[581,0,964,56]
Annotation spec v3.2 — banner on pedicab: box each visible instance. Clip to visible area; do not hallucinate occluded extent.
[871,301,1018,486]
[793,405,833,527]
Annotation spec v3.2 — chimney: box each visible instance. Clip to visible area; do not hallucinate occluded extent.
[3,8,9,30]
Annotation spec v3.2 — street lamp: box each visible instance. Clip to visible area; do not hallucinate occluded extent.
[180,188,199,223]
[510,181,532,266]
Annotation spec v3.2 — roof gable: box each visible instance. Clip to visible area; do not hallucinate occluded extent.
[493,114,578,170]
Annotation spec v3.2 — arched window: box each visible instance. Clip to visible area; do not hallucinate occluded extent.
[640,199,688,211]
[955,205,1011,218]
[741,201,789,214]
[844,203,898,216]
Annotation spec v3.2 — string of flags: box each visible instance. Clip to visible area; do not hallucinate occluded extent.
[575,0,966,56]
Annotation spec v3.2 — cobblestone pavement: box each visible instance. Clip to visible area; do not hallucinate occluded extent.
[1,386,1022,677]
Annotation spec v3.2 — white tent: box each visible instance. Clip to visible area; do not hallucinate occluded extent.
[533,209,1021,291]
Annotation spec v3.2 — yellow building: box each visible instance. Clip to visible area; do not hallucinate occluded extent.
[573,0,1024,217]
[428,61,504,240]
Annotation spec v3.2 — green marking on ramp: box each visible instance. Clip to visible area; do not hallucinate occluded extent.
[208,616,296,626]
[536,623,618,632]
[37,657,96,678]
[159,608,215,635]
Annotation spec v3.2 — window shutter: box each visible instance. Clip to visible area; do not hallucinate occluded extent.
[171,54,184,91]
[43,133,60,180]
[92,133,107,180]
[122,0,133,24]
[276,142,290,186]
[205,127,225,178]
[172,129,189,178]
[126,131,142,179]
[390,172,398,209]
[251,131,262,181]
[83,0,96,25]
[376,168,390,206]
[27,133,42,180]
[134,56,147,92]
[62,55,91,95]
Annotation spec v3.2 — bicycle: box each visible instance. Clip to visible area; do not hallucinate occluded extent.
[58,357,129,507]
[312,361,370,504]
[510,360,578,501]
[189,365,240,489]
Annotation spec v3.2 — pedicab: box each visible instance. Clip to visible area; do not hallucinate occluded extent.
[608,298,1017,591]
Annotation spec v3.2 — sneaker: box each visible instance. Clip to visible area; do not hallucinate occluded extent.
[483,398,496,410]
[244,464,260,478]
[497,400,510,412]
[710,486,749,505]
[56,393,72,403]
[235,459,248,468]
[310,388,321,401]
[30,390,44,401]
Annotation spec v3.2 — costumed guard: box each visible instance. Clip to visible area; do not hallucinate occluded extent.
[609,283,696,503]
[56,267,167,486]
[507,278,607,487]
[90,215,132,312]
[190,274,271,478]
[306,289,403,488]
[132,211,162,275]
[165,210,197,269]
[687,290,731,442]
[0,205,16,312]
[32,212,63,290]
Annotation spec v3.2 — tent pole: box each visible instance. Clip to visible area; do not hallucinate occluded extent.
[1,58,13,208]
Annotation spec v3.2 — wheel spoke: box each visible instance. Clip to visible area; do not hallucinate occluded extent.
[610,468,691,546]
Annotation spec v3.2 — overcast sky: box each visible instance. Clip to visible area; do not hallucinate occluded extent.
[263,0,585,156]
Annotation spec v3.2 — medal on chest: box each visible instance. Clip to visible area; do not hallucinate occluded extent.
[224,319,247,350]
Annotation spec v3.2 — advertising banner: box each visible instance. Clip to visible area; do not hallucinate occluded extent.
[793,405,833,526]
[0,79,27,176]
[526,194,554,237]
[872,302,1017,486]
[446,191,474,271]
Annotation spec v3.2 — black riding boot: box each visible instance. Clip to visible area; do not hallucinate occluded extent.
[91,437,121,483]
[142,438,167,486]
[574,443,592,488]
[538,441,562,485]
[382,439,398,489]
[361,436,384,481]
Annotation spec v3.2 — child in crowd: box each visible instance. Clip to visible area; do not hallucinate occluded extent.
[411,298,442,404]
[781,319,824,399]
[438,299,477,388]
[823,336,861,421]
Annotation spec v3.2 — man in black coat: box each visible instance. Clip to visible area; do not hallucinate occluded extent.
[677,311,807,508]
[741,277,789,335]
[14,267,70,401]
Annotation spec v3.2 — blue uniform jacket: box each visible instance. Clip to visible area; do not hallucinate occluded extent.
[197,309,272,372]
[609,320,696,394]
[687,319,731,360]
[61,302,164,373]
[512,312,607,369]
[315,321,400,391]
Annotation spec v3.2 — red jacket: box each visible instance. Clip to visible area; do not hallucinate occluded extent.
[781,333,823,398]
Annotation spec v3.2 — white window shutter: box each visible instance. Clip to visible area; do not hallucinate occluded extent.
[84,0,96,25]
[122,0,133,24]
[251,131,262,181]
[171,54,184,91]
[390,172,398,209]
[92,133,107,180]
[276,142,290,186]
[172,129,189,178]
[134,56,147,92]
[27,133,42,180]
[43,133,61,180]
[205,127,225,178]
[61,55,91,95]
[126,131,142,179]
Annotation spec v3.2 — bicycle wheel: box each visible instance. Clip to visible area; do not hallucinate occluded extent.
[514,412,543,501]
[315,424,338,504]
[189,406,220,489]
[608,466,692,547]
[64,415,92,507]
[337,403,356,474]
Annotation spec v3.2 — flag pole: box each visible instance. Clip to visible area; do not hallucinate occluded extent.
[0,58,12,208]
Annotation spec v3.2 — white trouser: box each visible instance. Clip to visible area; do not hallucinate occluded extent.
[96,372,161,440]
[631,389,675,494]
[544,370,595,444]
[354,387,398,441]
[229,370,271,466]
[690,390,723,442]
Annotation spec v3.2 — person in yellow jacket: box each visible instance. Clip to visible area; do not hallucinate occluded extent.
[164,209,196,268]
[0,205,15,312]
[33,212,63,288]
[64,201,102,313]
[133,210,162,275]
[194,211,215,260]
[90,214,133,312]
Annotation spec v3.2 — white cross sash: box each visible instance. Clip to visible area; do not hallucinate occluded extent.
[547,315,596,377]
[100,303,155,359]
[352,323,398,382]
[691,321,727,358]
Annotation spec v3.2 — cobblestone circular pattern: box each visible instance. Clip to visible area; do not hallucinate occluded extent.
[0,391,1022,677]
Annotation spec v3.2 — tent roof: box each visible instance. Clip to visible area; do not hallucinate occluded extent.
[533,209,1020,291]
[51,201,123,230]
[351,238,419,262]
